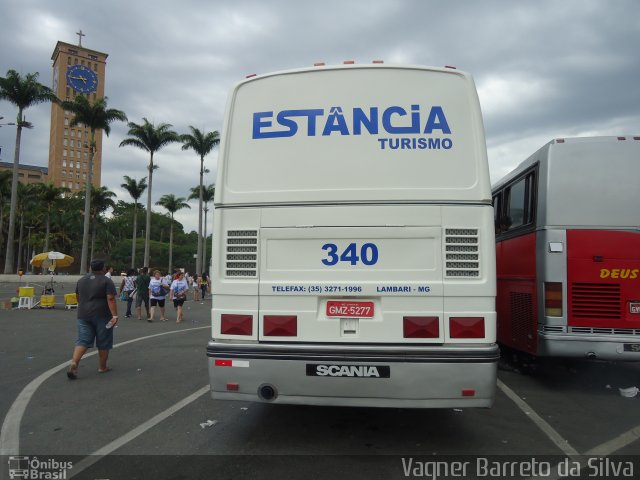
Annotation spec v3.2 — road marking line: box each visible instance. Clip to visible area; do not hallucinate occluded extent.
[525,424,640,480]
[69,385,210,478]
[0,326,209,456]
[585,424,640,455]
[497,379,579,457]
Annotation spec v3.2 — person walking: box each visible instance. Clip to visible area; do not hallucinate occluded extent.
[135,267,151,320]
[170,271,189,323]
[148,269,169,322]
[199,272,209,302]
[119,268,137,318]
[185,271,193,296]
[192,273,200,301]
[66,259,118,380]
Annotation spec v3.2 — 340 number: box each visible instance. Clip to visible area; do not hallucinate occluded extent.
[321,243,379,266]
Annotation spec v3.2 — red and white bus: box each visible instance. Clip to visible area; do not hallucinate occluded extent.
[492,136,640,360]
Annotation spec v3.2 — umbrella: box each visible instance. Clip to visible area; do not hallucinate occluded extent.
[30,251,75,269]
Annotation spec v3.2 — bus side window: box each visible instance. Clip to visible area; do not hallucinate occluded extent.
[506,178,526,230]
[492,194,501,234]
[499,168,537,234]
[493,192,509,234]
[524,171,537,225]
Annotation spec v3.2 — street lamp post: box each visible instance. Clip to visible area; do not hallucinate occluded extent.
[26,226,35,273]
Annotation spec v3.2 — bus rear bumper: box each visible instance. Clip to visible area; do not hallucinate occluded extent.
[206,342,499,408]
[538,332,640,361]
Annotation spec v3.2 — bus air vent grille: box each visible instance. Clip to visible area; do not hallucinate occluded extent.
[540,325,565,334]
[510,292,534,344]
[569,327,640,336]
[570,283,621,319]
[445,229,479,277]
[225,230,258,277]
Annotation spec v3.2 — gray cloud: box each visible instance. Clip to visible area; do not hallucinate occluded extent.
[1,0,639,230]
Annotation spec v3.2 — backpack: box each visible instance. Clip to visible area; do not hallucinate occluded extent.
[151,283,164,297]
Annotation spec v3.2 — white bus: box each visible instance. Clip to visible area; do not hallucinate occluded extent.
[207,63,498,408]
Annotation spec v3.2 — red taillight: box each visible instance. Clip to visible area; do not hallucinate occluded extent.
[343,60,355,64]
[403,316,439,338]
[226,383,239,391]
[450,317,485,338]
[544,282,563,317]
[264,315,297,336]
[221,314,253,336]
[461,389,476,397]
[215,359,232,367]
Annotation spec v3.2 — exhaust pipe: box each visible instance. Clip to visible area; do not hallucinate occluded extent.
[586,352,597,359]
[258,383,277,401]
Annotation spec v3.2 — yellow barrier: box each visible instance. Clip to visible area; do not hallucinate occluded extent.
[19,287,34,297]
[64,293,78,309]
[40,295,55,308]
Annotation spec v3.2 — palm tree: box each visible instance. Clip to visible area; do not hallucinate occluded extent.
[0,69,58,273]
[14,183,39,272]
[201,184,216,273]
[119,118,180,267]
[60,95,127,273]
[88,186,116,262]
[181,127,220,275]
[120,175,147,268]
[156,194,190,273]
[37,182,70,252]
[51,205,78,255]
[0,169,12,255]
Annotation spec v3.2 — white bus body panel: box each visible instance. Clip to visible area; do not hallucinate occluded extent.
[218,65,490,205]
[209,65,497,407]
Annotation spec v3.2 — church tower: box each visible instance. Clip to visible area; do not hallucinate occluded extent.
[48,31,108,192]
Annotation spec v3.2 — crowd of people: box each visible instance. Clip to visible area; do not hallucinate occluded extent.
[66,260,211,380]
[119,267,210,323]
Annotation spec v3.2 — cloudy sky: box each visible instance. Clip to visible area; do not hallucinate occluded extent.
[1,0,639,233]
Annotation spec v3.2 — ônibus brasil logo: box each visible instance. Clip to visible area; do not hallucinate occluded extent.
[7,456,73,479]
[252,105,453,151]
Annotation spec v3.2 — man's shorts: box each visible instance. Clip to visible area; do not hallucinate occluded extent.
[76,317,113,350]
[150,298,165,307]
[136,292,149,307]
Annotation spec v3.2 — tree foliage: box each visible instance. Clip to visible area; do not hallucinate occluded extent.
[0,69,58,273]
[60,95,127,273]
[0,190,201,275]
[181,126,220,275]
[120,118,180,268]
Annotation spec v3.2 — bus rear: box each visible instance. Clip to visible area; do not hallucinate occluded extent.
[207,64,497,408]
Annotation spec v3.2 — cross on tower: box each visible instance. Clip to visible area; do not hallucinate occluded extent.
[76,29,85,47]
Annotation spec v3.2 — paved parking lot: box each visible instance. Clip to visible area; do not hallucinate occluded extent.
[1,280,639,479]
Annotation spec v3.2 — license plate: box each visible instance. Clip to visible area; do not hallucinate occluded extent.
[306,364,390,378]
[326,301,374,318]
[623,343,640,353]
[630,302,640,314]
